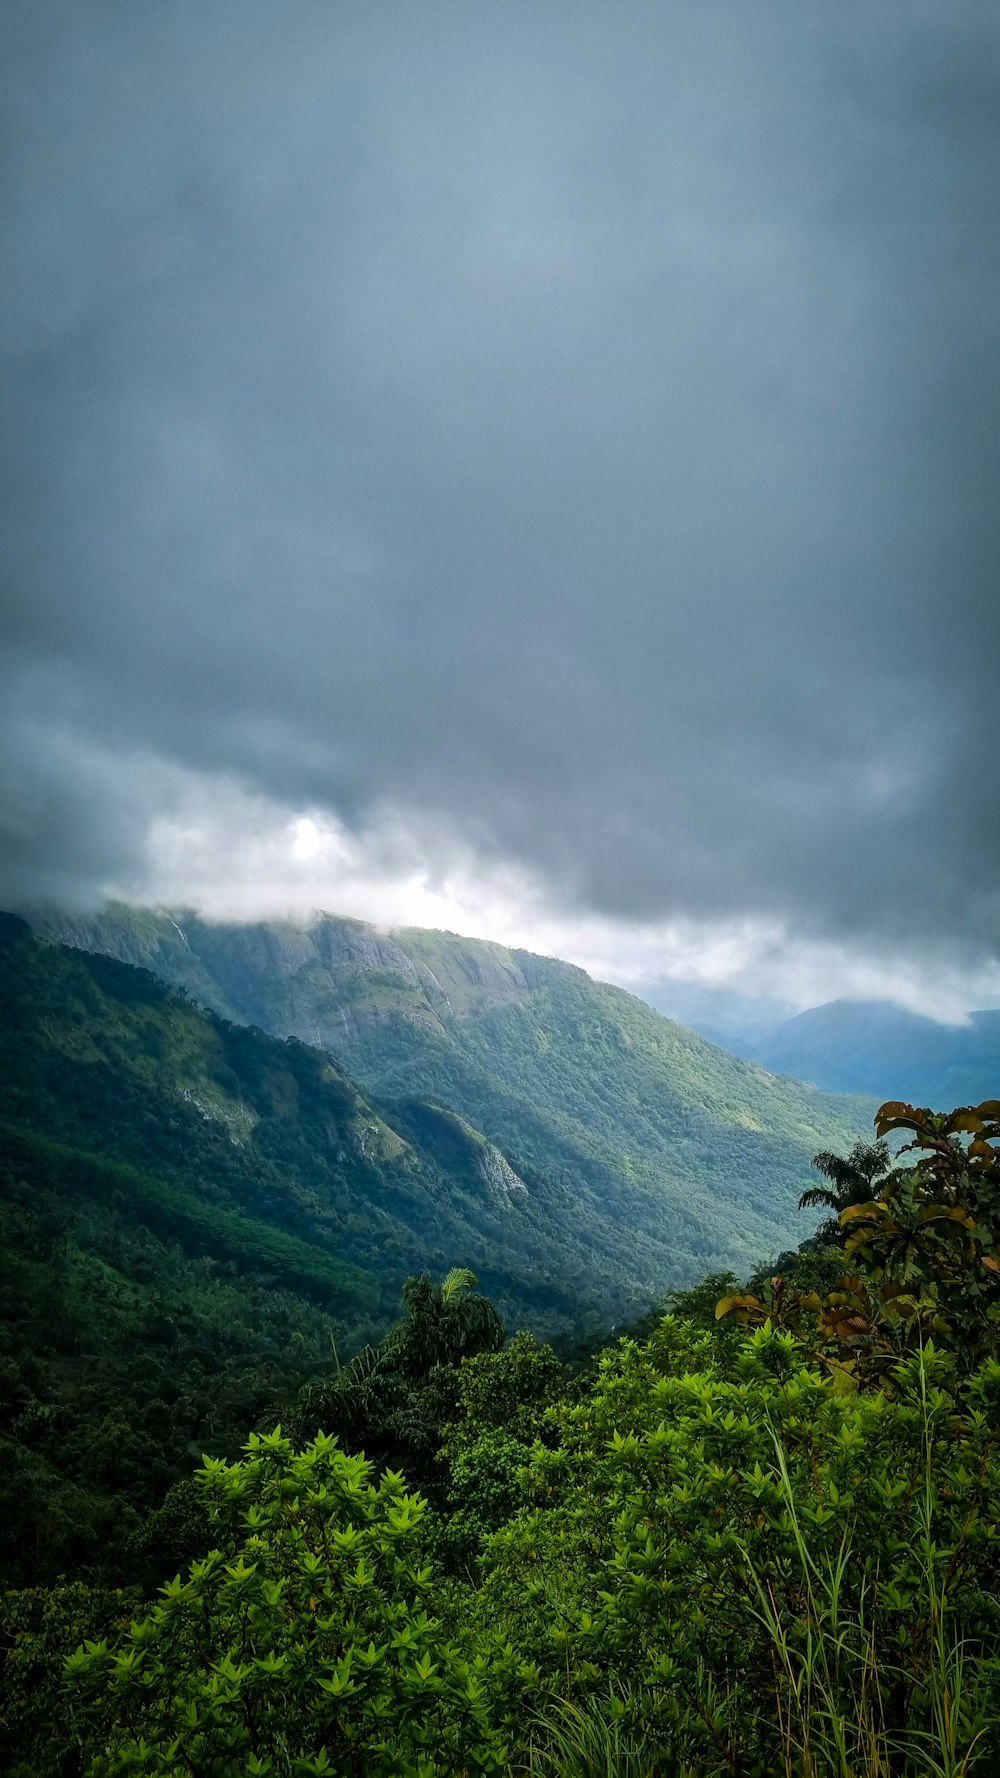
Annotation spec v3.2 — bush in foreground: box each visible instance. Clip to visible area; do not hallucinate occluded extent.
[69,1432,507,1777]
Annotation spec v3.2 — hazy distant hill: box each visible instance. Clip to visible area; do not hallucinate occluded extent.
[638,980,794,1050]
[28,903,874,1289]
[730,999,1000,1104]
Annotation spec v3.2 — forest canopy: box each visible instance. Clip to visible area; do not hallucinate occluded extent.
[3,1098,1000,1775]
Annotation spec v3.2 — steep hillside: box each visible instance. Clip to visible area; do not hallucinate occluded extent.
[0,912,632,1582]
[29,904,875,1287]
[0,915,621,1335]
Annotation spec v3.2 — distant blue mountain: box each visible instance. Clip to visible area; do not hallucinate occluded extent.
[637,981,794,1049]
[734,999,1000,1105]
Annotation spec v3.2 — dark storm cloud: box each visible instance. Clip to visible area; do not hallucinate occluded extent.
[2,0,999,961]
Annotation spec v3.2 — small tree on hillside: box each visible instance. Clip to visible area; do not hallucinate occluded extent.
[388,1268,505,1376]
[799,1138,894,1244]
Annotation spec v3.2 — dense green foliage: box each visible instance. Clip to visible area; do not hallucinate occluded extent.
[8,1302,1000,1776]
[6,1091,1000,1775]
[70,1433,509,1777]
[0,1121,376,1309]
[0,915,612,1590]
[721,1099,1000,1385]
[0,1122,346,1587]
[0,1583,138,1777]
[4,907,999,1773]
[28,904,873,1295]
[287,1269,508,1504]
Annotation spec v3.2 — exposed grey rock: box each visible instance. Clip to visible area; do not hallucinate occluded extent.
[478,1143,529,1207]
[218,922,316,978]
[457,952,527,1002]
[309,917,422,984]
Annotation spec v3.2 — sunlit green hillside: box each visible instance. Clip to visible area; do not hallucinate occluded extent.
[29,905,876,1288]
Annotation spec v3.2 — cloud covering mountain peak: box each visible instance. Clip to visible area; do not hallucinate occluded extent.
[3,1,999,1012]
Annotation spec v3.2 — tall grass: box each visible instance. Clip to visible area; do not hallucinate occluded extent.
[524,1685,658,1778]
[527,1353,991,1777]
[738,1351,988,1777]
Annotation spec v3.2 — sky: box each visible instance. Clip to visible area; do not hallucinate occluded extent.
[3,1,1000,1020]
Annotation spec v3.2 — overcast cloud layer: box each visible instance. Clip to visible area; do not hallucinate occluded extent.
[2,1,1000,1015]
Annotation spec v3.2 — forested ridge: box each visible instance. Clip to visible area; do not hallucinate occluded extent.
[27,904,872,1285]
[0,912,643,1587]
[4,905,856,1592]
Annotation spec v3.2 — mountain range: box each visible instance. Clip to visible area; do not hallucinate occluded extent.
[1,903,879,1581]
[695,998,1000,1105]
[24,902,874,1300]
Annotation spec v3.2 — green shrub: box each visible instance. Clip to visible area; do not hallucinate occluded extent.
[480,1322,1000,1774]
[0,1582,137,1778]
[68,1430,507,1777]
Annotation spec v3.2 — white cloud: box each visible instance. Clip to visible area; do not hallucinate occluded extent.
[94,764,1000,1023]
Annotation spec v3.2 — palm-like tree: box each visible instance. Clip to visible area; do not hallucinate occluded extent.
[799,1139,894,1243]
[290,1268,505,1486]
[390,1267,505,1377]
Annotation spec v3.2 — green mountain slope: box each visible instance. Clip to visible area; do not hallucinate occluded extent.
[0,914,615,1333]
[28,904,875,1292]
[0,912,637,1582]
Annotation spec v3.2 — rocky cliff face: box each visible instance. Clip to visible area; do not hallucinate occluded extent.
[477,1142,529,1206]
[27,906,529,1039]
[398,929,528,1016]
[394,1099,529,1212]
[309,919,424,984]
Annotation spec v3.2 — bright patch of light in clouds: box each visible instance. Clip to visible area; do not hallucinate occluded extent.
[101,776,1000,1024]
[4,3,1000,1014]
[290,818,326,863]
